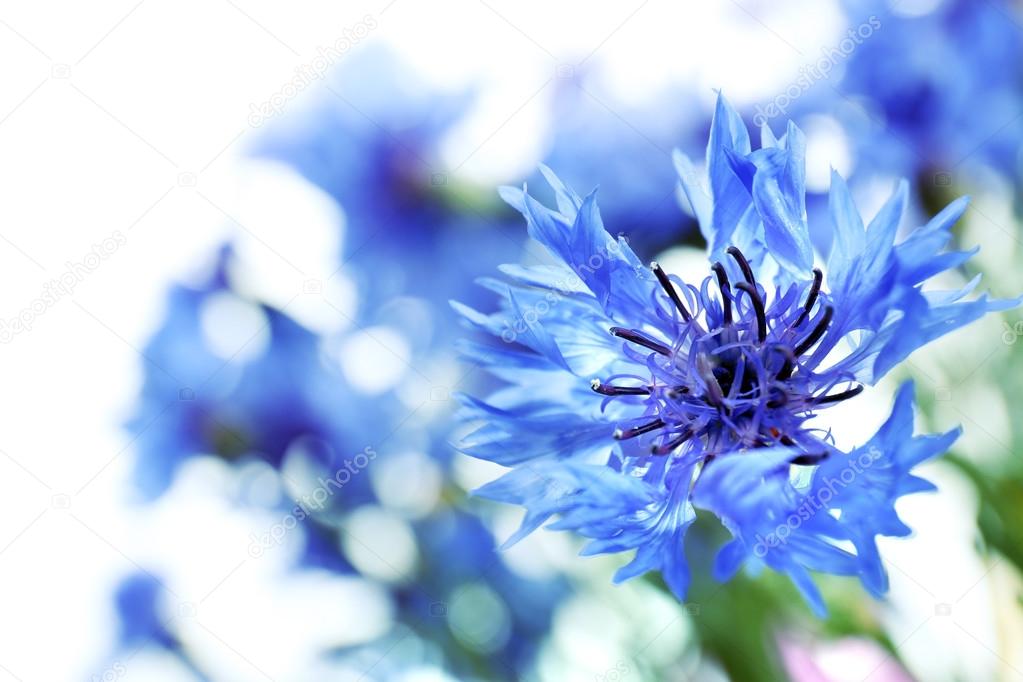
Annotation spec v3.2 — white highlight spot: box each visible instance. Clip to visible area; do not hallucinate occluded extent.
[337,326,412,394]
[199,292,270,363]
[342,506,418,583]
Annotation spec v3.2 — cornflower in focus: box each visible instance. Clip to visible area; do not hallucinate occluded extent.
[455,94,1018,616]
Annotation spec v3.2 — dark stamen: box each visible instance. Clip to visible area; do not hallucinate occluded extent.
[775,364,794,382]
[793,268,823,327]
[665,385,690,400]
[651,427,694,455]
[734,282,767,343]
[610,327,672,356]
[814,384,864,404]
[711,262,732,325]
[766,387,788,408]
[697,355,725,406]
[793,305,834,357]
[650,262,692,322]
[790,452,829,466]
[590,379,650,396]
[726,246,756,286]
[770,344,798,382]
[614,418,665,440]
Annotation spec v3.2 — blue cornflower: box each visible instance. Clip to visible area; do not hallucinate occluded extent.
[455,94,1018,615]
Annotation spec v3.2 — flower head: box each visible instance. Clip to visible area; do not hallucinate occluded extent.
[455,94,1018,615]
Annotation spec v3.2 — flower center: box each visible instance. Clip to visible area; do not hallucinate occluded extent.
[592,248,862,460]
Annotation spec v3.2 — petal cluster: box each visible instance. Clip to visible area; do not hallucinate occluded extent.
[456,95,1016,615]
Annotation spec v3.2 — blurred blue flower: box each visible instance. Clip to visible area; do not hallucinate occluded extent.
[247,48,573,677]
[455,94,1017,616]
[127,246,369,503]
[253,47,469,249]
[537,75,705,251]
[833,0,1023,182]
[252,46,523,314]
[127,242,567,679]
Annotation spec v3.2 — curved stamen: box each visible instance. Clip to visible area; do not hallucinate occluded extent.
[651,427,694,455]
[793,268,823,327]
[651,261,692,322]
[711,262,732,325]
[596,256,860,463]
[790,452,828,466]
[734,282,767,343]
[614,418,665,440]
[814,384,864,404]
[665,385,691,399]
[610,327,671,356]
[766,386,788,408]
[769,344,798,382]
[793,305,834,357]
[590,379,650,396]
[726,246,756,286]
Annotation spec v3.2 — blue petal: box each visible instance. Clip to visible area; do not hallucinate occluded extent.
[827,169,865,280]
[749,146,813,275]
[674,149,711,232]
[707,94,754,253]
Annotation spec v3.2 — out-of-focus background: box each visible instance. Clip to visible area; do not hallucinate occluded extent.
[1,1,1021,680]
